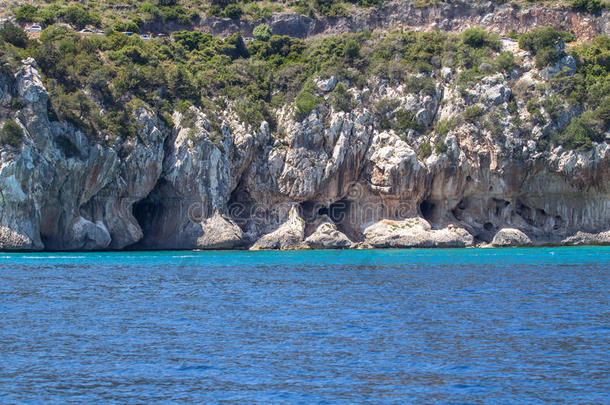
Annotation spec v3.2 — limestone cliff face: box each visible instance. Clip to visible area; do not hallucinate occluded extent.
[0,59,165,251]
[0,43,609,251]
[197,1,610,41]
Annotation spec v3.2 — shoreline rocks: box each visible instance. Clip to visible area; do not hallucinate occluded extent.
[492,228,532,247]
[363,218,475,248]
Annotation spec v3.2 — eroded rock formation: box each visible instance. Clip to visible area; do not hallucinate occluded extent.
[1,44,609,251]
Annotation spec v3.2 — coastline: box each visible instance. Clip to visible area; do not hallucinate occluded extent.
[1,239,609,253]
[1,21,609,253]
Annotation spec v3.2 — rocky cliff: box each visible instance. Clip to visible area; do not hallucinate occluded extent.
[0,37,609,251]
[200,1,610,41]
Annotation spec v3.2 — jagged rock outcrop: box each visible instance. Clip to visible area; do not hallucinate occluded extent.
[87,107,167,249]
[562,231,610,246]
[0,59,167,250]
[250,205,305,250]
[132,107,254,249]
[196,211,244,250]
[1,39,609,251]
[0,225,39,250]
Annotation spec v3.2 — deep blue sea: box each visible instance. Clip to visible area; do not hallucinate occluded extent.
[0,247,609,404]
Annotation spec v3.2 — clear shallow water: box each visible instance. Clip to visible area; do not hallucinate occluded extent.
[0,247,609,404]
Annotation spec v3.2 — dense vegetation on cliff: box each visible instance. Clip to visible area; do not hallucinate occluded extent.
[1,5,609,251]
[1,19,609,151]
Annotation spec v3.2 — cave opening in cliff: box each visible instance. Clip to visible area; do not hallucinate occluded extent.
[227,185,255,229]
[131,197,167,249]
[515,199,549,228]
[306,199,354,235]
[300,200,318,223]
[132,198,163,238]
[299,200,351,225]
[129,179,179,249]
[325,200,350,225]
[420,199,435,222]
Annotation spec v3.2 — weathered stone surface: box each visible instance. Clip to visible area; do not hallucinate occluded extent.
[305,216,354,249]
[485,84,511,105]
[316,76,338,92]
[251,205,305,250]
[0,50,608,251]
[562,231,610,246]
[363,218,474,248]
[197,211,244,249]
[492,228,532,247]
[441,67,452,81]
[0,226,39,250]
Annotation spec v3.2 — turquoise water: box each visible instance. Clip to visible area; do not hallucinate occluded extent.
[0,247,609,403]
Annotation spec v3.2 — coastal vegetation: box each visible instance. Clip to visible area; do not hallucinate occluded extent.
[0,17,609,150]
[0,120,23,147]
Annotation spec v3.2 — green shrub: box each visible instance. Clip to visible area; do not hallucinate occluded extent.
[484,112,503,138]
[594,98,610,130]
[507,98,519,115]
[535,47,562,69]
[374,98,399,130]
[224,4,243,19]
[330,82,354,112]
[235,96,274,129]
[253,24,272,41]
[294,86,322,121]
[434,118,457,137]
[61,5,101,28]
[173,31,213,51]
[394,109,423,132]
[526,99,540,114]
[519,27,573,53]
[403,75,436,96]
[419,141,432,158]
[526,99,546,124]
[462,27,489,48]
[570,0,602,13]
[541,95,564,121]
[496,51,517,72]
[0,23,28,48]
[1,120,24,148]
[461,27,501,50]
[554,114,603,150]
[15,5,39,22]
[343,38,360,60]
[456,68,486,88]
[435,141,448,154]
[518,26,574,68]
[175,99,193,114]
[463,105,484,123]
[314,0,348,16]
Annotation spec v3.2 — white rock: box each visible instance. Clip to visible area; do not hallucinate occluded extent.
[316,76,338,92]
